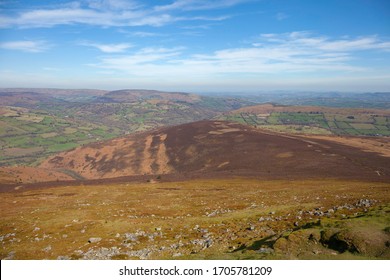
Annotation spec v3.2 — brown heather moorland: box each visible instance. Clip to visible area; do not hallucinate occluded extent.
[0,120,389,260]
[0,179,389,260]
[40,120,390,181]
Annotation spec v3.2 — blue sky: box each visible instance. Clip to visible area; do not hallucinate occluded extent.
[0,0,389,92]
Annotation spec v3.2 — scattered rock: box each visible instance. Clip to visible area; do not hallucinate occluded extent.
[124,233,138,242]
[355,199,376,208]
[0,233,16,241]
[82,247,121,260]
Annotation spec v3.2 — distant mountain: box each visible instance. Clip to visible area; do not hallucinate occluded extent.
[0,91,66,107]
[94,89,201,103]
[0,88,108,96]
[40,120,390,182]
[0,88,108,107]
[228,103,390,115]
[220,92,390,109]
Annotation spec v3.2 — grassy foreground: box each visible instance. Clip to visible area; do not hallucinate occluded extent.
[0,178,389,260]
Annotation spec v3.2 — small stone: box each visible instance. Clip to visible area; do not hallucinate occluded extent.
[124,233,138,242]
[172,253,182,257]
[294,221,299,227]
[246,225,255,231]
[257,247,274,254]
[43,245,52,252]
[88,237,101,243]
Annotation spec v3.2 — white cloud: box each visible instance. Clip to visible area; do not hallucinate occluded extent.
[0,40,51,52]
[258,32,390,52]
[95,47,184,69]
[86,0,139,11]
[80,41,132,53]
[0,0,240,28]
[88,32,390,89]
[154,0,251,12]
[1,8,172,28]
[128,31,162,37]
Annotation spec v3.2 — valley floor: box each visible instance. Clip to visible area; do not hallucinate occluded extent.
[1,178,389,260]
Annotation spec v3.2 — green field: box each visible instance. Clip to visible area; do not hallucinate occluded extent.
[219,111,390,136]
[0,107,122,165]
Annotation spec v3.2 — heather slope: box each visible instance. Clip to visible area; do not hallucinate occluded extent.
[40,120,390,181]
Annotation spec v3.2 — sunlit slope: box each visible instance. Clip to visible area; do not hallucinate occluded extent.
[40,120,389,181]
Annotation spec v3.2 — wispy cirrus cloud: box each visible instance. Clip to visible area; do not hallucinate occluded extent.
[79,41,132,53]
[85,0,140,11]
[0,7,174,28]
[95,47,184,69]
[0,0,243,28]
[154,0,252,12]
[257,32,390,52]
[0,40,51,52]
[92,32,390,80]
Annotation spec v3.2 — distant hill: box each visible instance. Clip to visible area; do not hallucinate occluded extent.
[229,103,390,115]
[0,91,63,107]
[95,89,201,103]
[40,120,390,182]
[220,92,390,109]
[0,88,108,96]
